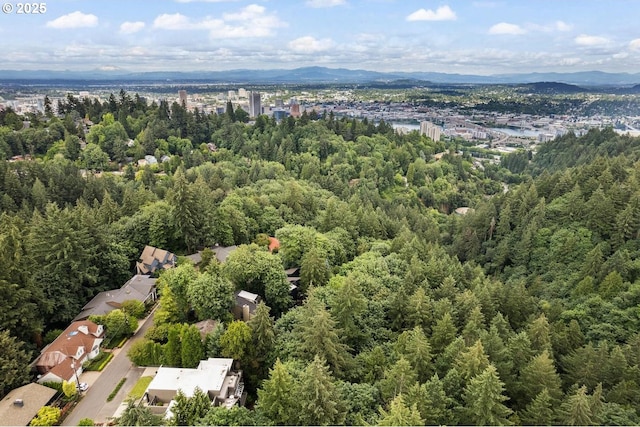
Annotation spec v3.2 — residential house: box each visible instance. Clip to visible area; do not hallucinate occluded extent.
[212,245,238,263]
[0,383,57,426]
[144,358,244,416]
[193,319,219,339]
[185,245,238,266]
[285,267,301,298]
[74,275,157,321]
[233,290,261,321]
[136,246,177,275]
[36,320,104,384]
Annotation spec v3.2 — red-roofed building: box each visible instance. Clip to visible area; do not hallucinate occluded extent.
[36,320,104,384]
[268,237,280,253]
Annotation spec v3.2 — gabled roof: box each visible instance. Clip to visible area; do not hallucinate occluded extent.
[37,321,103,371]
[194,319,219,339]
[0,383,56,426]
[74,275,156,321]
[212,245,238,263]
[137,246,177,275]
[46,358,76,383]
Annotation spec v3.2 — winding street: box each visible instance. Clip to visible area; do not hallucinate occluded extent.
[63,308,156,426]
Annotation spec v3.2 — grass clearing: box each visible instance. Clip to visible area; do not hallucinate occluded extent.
[128,376,153,400]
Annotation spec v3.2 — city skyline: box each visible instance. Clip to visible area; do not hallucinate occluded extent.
[0,0,639,75]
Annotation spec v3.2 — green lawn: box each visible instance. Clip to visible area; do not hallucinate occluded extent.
[83,352,113,371]
[128,376,153,400]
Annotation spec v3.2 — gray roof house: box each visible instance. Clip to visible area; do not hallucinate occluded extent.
[186,245,238,265]
[0,383,57,426]
[136,246,177,275]
[74,275,157,321]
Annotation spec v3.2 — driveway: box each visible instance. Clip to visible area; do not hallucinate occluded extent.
[63,309,156,426]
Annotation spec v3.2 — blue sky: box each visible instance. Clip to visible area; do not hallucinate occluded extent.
[0,0,639,74]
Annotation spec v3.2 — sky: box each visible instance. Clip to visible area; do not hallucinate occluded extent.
[0,0,639,75]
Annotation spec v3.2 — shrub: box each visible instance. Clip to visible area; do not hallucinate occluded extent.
[107,378,127,402]
[29,406,61,426]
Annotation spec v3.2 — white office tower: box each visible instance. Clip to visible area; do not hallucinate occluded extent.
[420,121,441,141]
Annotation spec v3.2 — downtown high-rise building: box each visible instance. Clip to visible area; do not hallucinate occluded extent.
[420,121,441,141]
[249,91,261,118]
[178,90,187,106]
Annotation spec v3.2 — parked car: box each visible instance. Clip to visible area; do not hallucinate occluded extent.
[78,382,89,392]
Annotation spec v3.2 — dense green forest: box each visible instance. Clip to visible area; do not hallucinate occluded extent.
[2,91,640,425]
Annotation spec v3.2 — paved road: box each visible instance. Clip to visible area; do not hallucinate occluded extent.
[63,309,156,426]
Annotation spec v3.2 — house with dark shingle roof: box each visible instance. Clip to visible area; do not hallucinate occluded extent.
[36,320,104,384]
[136,245,177,275]
[0,383,56,426]
[73,275,157,321]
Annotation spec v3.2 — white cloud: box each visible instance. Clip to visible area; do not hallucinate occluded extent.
[153,5,285,38]
[46,11,98,29]
[488,22,526,35]
[213,4,286,38]
[222,4,266,20]
[120,21,145,34]
[306,0,346,7]
[555,20,572,32]
[629,38,640,50]
[289,36,334,53]
[153,13,192,30]
[575,34,610,46]
[526,20,572,33]
[406,6,457,21]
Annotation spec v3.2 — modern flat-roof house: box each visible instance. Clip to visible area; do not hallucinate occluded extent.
[36,320,104,384]
[233,290,261,321]
[74,275,157,321]
[136,246,177,275]
[0,383,57,426]
[144,358,243,413]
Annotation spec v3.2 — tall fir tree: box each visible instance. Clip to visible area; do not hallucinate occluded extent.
[377,394,424,426]
[294,356,344,425]
[180,325,204,369]
[519,388,556,426]
[462,364,513,426]
[297,298,350,376]
[256,359,296,425]
[559,385,594,426]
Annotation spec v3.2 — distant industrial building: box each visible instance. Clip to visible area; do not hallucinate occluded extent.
[249,91,261,118]
[420,121,442,141]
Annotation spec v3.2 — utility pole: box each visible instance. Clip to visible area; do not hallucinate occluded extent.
[70,360,81,396]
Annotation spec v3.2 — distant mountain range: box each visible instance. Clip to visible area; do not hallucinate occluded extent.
[1,66,639,87]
